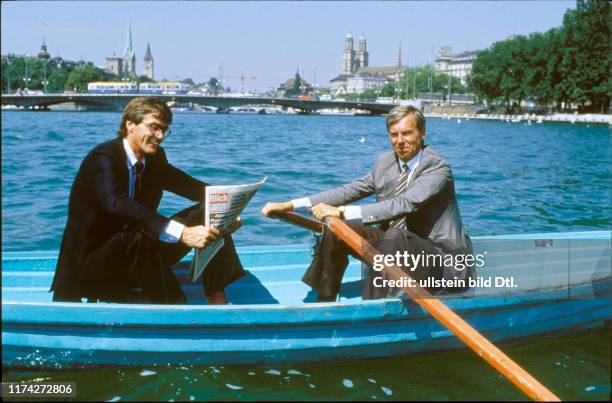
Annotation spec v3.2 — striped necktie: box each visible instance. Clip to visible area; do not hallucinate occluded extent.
[389,162,409,229]
[134,161,144,202]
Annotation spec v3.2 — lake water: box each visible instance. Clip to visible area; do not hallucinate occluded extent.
[2,111,610,401]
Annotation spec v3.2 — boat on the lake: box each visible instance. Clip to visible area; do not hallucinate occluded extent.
[2,231,610,368]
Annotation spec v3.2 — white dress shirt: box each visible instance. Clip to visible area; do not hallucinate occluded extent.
[292,149,424,222]
[123,139,184,243]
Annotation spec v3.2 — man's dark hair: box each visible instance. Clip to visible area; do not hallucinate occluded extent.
[386,105,426,134]
[118,97,173,138]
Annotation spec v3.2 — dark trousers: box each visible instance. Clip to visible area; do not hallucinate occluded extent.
[302,222,444,300]
[82,204,245,304]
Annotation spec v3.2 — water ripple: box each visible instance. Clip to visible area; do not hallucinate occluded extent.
[2,111,610,251]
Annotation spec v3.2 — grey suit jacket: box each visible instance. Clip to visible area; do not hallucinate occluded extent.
[309,145,472,259]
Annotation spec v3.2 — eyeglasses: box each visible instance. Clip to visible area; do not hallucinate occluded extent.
[143,122,171,137]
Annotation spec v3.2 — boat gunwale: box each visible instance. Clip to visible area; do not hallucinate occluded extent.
[3,280,609,328]
[2,230,610,259]
[2,230,610,327]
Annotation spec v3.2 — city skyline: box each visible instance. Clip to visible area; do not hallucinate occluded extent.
[2,1,574,92]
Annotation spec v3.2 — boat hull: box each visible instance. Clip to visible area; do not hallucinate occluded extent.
[3,232,611,367]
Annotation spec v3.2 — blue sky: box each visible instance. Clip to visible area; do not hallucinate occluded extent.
[2,1,574,91]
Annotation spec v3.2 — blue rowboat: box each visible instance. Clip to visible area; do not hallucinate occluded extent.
[2,231,610,368]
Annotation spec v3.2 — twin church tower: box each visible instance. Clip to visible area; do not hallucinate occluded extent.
[105,21,154,80]
[342,33,369,75]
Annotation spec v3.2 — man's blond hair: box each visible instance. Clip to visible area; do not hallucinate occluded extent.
[386,105,425,134]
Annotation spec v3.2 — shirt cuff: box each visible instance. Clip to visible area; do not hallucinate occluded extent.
[343,205,363,221]
[159,219,185,243]
[291,197,312,212]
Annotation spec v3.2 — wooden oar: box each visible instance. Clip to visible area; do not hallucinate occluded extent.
[276,212,560,402]
[277,211,324,232]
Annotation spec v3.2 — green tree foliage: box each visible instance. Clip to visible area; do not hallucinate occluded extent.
[379,66,464,100]
[283,71,303,97]
[2,57,27,93]
[64,65,108,92]
[470,0,609,112]
[470,35,531,111]
[379,82,396,97]
[344,88,378,101]
[560,0,609,112]
[46,68,70,93]
[181,78,195,86]
[281,71,312,97]
[137,75,154,84]
[208,77,221,94]
[2,57,73,93]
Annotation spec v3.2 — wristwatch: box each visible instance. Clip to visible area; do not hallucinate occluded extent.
[337,205,346,219]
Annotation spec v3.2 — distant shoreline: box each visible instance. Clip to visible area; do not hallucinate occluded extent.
[425,112,611,126]
[2,104,610,125]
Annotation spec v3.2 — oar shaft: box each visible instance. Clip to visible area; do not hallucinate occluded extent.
[325,217,560,402]
[278,211,324,233]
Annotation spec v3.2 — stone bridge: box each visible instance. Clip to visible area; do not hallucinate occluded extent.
[1,94,397,115]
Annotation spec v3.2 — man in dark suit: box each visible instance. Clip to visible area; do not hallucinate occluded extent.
[261,105,473,301]
[51,97,245,304]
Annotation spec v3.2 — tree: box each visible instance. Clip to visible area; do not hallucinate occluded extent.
[470,36,530,111]
[379,82,396,97]
[2,57,27,93]
[470,48,503,107]
[208,77,220,95]
[137,75,154,84]
[344,88,378,101]
[283,71,303,97]
[46,68,70,93]
[560,0,609,112]
[64,65,108,92]
[181,78,195,86]
[524,29,561,110]
[469,0,610,113]
[2,56,71,93]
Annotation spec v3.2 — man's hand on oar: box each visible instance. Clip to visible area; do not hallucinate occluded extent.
[261,201,324,232]
[260,201,293,218]
[311,202,343,221]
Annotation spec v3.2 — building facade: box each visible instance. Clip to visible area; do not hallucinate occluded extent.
[434,47,479,85]
[143,42,154,80]
[342,33,369,74]
[346,72,386,94]
[105,57,123,77]
[331,34,404,97]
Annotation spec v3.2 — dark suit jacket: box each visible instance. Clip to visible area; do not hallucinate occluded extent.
[51,138,206,301]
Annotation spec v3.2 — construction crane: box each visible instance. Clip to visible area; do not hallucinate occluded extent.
[223,73,256,94]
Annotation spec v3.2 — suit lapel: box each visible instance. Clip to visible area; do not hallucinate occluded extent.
[408,145,429,182]
[113,138,130,194]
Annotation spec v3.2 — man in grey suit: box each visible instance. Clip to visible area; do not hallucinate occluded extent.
[261,106,473,302]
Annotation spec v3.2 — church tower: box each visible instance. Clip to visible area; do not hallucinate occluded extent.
[122,21,136,79]
[342,33,355,74]
[38,38,50,60]
[356,34,368,70]
[143,42,154,80]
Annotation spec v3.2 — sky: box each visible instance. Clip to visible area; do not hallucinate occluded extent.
[2,1,575,92]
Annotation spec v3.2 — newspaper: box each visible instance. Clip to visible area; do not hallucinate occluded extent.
[190,177,266,282]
